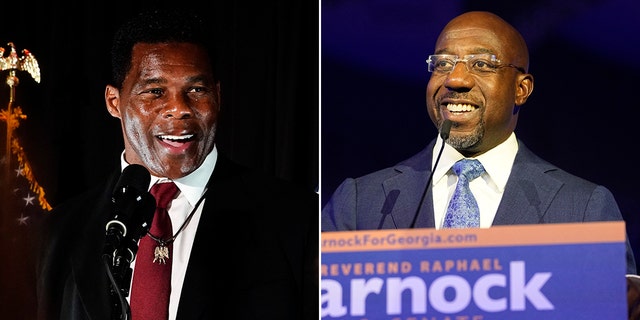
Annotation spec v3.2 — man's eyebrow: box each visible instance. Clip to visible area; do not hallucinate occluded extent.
[139,77,166,85]
[433,48,495,56]
[187,74,215,84]
[136,75,213,86]
[471,48,494,55]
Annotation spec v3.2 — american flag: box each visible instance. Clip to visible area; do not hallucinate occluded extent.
[0,43,48,318]
[0,132,51,319]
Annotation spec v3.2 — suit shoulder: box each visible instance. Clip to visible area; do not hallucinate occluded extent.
[213,156,317,209]
[516,141,605,192]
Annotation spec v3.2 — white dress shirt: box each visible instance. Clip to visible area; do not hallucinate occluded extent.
[431,133,518,229]
[123,145,217,320]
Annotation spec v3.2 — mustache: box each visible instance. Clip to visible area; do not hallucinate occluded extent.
[438,92,475,103]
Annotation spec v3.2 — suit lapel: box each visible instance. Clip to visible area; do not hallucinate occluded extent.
[69,173,118,320]
[176,155,236,318]
[383,142,437,229]
[492,143,563,226]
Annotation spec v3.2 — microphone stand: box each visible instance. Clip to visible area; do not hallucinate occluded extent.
[410,120,452,228]
[104,244,135,320]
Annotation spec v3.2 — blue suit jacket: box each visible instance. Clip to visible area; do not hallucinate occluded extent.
[322,139,637,274]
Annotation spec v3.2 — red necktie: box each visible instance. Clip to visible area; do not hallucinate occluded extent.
[130,181,179,320]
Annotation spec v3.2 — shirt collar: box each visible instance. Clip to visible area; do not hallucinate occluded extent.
[120,145,218,207]
[432,133,518,192]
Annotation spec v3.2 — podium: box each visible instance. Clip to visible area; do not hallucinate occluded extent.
[321,221,627,319]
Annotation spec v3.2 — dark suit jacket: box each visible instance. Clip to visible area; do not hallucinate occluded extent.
[322,138,637,274]
[37,154,318,319]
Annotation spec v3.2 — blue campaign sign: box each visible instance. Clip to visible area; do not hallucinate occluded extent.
[321,222,627,319]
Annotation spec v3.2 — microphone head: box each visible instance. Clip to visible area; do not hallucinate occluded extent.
[104,164,155,259]
[440,119,452,140]
[114,164,151,197]
[107,164,154,238]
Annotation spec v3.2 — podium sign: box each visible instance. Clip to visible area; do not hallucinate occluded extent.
[321,222,627,319]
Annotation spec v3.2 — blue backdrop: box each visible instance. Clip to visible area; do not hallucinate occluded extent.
[321,0,640,260]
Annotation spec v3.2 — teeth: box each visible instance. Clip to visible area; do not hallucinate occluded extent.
[159,134,193,141]
[447,103,475,112]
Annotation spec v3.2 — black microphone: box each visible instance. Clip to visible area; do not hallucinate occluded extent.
[409,119,452,228]
[103,164,156,314]
[439,118,452,140]
[103,164,155,264]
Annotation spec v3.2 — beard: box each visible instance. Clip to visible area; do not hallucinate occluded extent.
[446,120,484,151]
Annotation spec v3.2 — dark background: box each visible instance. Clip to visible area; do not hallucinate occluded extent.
[322,0,640,261]
[0,1,317,318]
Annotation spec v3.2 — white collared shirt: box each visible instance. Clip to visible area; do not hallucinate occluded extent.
[431,133,518,229]
[123,145,217,320]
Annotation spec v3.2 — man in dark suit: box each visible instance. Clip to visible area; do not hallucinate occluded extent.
[321,11,636,275]
[36,8,318,320]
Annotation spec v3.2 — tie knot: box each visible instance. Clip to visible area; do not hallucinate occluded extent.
[150,182,179,209]
[453,159,485,181]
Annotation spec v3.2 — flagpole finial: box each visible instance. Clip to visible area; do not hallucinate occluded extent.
[1,42,41,84]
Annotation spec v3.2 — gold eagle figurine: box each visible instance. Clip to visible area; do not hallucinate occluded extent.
[0,42,40,83]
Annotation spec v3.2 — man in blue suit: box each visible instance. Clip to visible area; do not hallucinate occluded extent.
[321,11,636,275]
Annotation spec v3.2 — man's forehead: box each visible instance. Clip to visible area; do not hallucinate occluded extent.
[436,27,502,53]
[440,26,499,42]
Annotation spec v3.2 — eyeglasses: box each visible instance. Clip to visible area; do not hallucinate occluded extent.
[426,54,525,75]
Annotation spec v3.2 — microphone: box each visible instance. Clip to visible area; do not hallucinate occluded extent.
[409,119,452,228]
[103,164,156,315]
[439,118,452,140]
[103,164,155,265]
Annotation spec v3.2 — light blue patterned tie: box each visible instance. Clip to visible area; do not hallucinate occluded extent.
[443,159,485,228]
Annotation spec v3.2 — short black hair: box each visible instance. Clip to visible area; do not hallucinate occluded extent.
[110,9,217,89]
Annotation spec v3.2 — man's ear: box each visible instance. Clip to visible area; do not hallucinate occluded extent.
[515,73,534,106]
[105,85,121,118]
